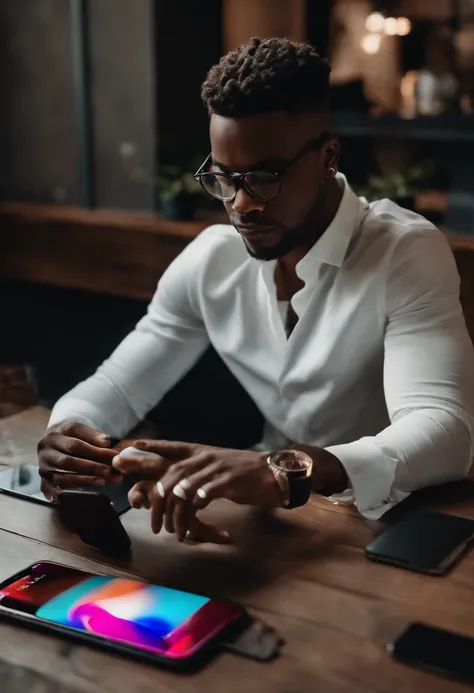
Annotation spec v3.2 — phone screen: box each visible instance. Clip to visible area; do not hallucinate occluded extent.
[0,464,132,514]
[0,562,243,660]
[0,464,47,502]
[390,622,474,683]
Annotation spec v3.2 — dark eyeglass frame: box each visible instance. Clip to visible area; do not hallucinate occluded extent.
[194,132,331,203]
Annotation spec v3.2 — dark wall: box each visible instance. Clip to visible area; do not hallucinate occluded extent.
[2,280,263,448]
[0,0,78,204]
[155,0,222,167]
[0,0,222,209]
[88,0,156,210]
[306,0,331,56]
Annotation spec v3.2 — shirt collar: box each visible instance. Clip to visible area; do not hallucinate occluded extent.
[295,173,367,279]
[258,173,367,290]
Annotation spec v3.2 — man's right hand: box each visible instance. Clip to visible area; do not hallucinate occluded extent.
[37,421,120,498]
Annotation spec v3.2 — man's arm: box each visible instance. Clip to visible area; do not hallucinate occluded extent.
[316,229,474,518]
[48,232,211,438]
[109,228,474,536]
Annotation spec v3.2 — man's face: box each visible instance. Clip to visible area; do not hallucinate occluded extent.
[209,110,334,261]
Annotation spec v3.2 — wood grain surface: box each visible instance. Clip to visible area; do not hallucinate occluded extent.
[0,204,220,300]
[0,407,474,692]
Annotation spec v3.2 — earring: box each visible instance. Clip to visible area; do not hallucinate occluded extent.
[327,167,337,179]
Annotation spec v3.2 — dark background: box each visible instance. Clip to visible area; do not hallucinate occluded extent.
[0,0,472,443]
[0,0,223,209]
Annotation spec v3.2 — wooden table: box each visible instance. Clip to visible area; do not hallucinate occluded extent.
[1,408,474,692]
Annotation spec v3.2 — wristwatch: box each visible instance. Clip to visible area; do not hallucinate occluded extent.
[267,449,313,509]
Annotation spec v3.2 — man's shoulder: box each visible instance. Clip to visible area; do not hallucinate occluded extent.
[195,223,240,246]
[360,198,452,262]
[192,223,245,256]
[361,200,459,308]
[364,198,438,241]
[189,223,249,270]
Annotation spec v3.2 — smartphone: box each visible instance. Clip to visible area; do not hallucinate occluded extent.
[0,464,50,505]
[0,463,133,515]
[365,509,474,575]
[0,561,246,670]
[57,491,132,557]
[388,622,474,685]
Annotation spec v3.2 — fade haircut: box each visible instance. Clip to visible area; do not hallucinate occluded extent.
[201,37,331,118]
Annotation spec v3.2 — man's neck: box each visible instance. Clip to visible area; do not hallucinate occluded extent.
[275,177,344,300]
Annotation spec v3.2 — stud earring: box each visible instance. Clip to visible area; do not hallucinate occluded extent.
[327,167,337,179]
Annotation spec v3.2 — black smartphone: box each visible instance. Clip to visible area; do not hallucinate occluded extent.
[0,463,50,505]
[365,509,474,575]
[388,622,474,685]
[0,463,133,515]
[57,491,132,557]
[0,561,246,671]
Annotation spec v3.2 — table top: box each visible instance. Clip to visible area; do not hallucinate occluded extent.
[1,407,474,692]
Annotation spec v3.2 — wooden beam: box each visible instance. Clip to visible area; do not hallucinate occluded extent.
[0,203,212,300]
[1,202,473,338]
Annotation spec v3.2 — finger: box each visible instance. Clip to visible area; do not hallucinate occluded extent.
[150,480,167,534]
[169,463,221,540]
[40,478,59,502]
[112,453,167,478]
[51,433,119,465]
[106,471,123,485]
[49,473,109,489]
[59,422,111,448]
[134,439,193,459]
[119,446,157,459]
[166,478,193,536]
[128,481,153,510]
[40,449,114,479]
[150,453,214,535]
[192,474,233,510]
[188,517,232,544]
[159,455,214,536]
[173,495,196,542]
[160,453,215,496]
[176,461,224,509]
[164,493,177,535]
[128,481,152,510]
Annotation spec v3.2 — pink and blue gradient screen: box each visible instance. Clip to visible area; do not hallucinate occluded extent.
[0,563,242,659]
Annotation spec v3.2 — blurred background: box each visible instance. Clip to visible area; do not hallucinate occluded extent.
[0,0,473,434]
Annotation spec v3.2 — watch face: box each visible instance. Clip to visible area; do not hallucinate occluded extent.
[270,450,312,474]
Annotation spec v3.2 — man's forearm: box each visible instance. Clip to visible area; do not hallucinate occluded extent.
[289,444,349,496]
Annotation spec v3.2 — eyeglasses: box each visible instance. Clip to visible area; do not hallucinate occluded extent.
[194,132,330,204]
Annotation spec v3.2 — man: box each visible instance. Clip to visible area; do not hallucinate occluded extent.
[39,38,474,543]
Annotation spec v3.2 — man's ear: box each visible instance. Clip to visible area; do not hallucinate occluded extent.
[323,138,340,177]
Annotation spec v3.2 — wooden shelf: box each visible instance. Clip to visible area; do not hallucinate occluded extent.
[0,203,210,300]
[333,112,474,143]
[0,201,470,303]
[0,203,207,240]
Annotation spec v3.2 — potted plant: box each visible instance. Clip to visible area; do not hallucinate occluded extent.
[156,165,203,221]
[356,161,432,211]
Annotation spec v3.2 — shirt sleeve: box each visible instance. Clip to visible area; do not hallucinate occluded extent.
[48,232,211,438]
[326,228,474,519]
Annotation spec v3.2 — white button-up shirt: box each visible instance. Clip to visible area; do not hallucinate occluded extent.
[49,174,474,519]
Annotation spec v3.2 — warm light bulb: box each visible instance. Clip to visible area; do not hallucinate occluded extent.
[365,12,385,33]
[361,33,381,54]
[397,17,412,36]
[384,17,398,35]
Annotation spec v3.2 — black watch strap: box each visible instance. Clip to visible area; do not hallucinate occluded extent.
[287,475,312,509]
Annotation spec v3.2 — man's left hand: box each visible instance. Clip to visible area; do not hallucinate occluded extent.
[113,440,280,541]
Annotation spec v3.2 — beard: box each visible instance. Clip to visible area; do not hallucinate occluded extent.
[241,187,327,262]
